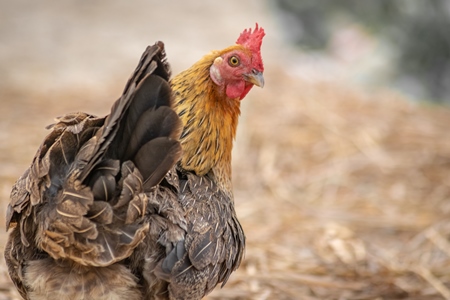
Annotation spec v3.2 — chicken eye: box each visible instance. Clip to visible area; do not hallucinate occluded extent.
[228,56,240,67]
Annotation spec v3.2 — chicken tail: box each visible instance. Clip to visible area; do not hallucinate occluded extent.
[6,42,182,268]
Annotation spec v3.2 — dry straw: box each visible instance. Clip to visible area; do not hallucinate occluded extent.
[1,68,450,300]
[210,68,450,300]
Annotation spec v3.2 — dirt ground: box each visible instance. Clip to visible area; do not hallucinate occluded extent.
[2,1,450,300]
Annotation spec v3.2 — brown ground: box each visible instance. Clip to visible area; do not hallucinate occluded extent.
[2,1,450,299]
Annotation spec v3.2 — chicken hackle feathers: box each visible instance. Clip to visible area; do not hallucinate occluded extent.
[172,23,265,189]
[5,24,265,300]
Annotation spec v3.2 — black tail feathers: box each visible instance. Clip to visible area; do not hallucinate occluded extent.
[6,42,182,267]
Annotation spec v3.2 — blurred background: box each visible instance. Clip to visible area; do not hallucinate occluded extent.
[1,1,450,299]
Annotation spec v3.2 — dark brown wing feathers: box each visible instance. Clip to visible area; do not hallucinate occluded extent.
[5,42,182,298]
[78,42,172,183]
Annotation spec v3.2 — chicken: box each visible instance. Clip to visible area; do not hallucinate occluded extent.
[5,24,265,300]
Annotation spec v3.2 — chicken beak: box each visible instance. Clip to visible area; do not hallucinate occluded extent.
[245,69,265,88]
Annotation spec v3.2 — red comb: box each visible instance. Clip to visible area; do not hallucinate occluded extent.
[236,23,265,71]
[236,23,265,53]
